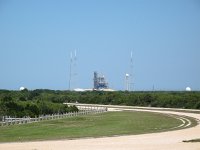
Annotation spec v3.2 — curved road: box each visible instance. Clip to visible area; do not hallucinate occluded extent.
[0,104,200,150]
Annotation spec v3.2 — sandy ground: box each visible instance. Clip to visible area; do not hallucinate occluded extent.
[0,105,200,150]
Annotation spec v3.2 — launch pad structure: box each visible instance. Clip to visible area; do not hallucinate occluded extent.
[68,51,133,92]
[93,72,109,90]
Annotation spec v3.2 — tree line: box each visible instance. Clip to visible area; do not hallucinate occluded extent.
[0,89,200,118]
[0,89,78,118]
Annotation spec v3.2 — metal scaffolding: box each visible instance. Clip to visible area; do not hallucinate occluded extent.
[93,72,109,90]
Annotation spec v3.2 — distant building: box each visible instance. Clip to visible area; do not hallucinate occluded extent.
[19,87,27,91]
[73,71,114,92]
[93,72,109,90]
[186,87,192,91]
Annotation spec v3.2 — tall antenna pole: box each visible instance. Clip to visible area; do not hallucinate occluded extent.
[74,49,77,89]
[130,51,134,91]
[69,51,73,90]
[68,50,78,91]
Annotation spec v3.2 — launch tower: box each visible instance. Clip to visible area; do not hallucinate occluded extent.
[93,72,108,90]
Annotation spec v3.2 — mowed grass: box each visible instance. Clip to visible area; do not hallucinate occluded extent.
[0,111,185,142]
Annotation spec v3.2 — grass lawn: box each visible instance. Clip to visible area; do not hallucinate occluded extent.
[0,111,195,142]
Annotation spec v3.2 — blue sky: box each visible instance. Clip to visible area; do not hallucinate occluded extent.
[0,0,200,91]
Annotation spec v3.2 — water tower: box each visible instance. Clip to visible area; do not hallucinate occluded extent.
[125,73,130,91]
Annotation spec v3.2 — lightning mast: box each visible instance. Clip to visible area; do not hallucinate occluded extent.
[68,50,78,90]
[130,51,134,91]
[69,52,73,90]
[74,49,78,89]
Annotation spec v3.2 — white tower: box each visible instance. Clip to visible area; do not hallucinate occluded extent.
[125,73,130,91]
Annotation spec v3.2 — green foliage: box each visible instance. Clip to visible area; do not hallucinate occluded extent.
[0,90,79,118]
[78,91,200,109]
[0,89,200,118]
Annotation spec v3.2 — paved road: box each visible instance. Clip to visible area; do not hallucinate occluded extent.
[0,104,200,150]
